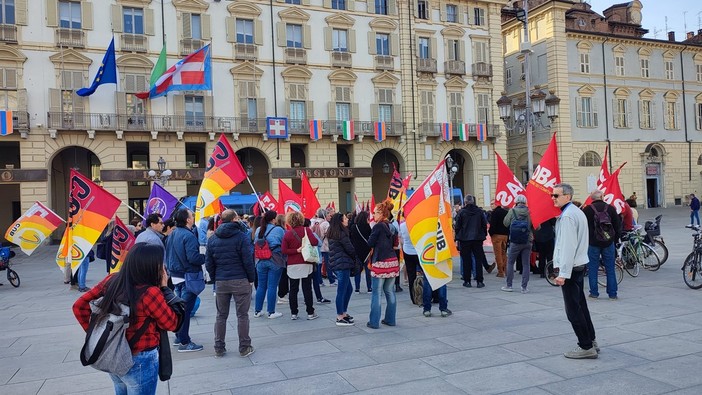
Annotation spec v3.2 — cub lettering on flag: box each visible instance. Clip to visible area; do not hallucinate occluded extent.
[109,216,136,273]
[524,133,561,229]
[494,151,525,208]
[5,201,64,256]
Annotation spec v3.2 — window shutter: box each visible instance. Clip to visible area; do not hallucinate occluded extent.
[239,98,248,118]
[388,0,397,15]
[367,0,375,14]
[201,14,211,40]
[323,0,332,8]
[3,69,16,89]
[82,2,93,30]
[16,0,28,25]
[348,0,355,11]
[458,40,465,62]
[276,23,286,47]
[663,102,669,129]
[352,103,359,120]
[324,27,332,51]
[182,13,192,39]
[116,91,127,115]
[676,102,681,129]
[328,102,336,121]
[430,37,437,58]
[257,98,266,120]
[575,99,581,127]
[227,17,236,43]
[368,32,376,55]
[73,94,85,114]
[611,98,619,127]
[626,100,632,128]
[204,95,213,128]
[17,88,27,111]
[371,104,379,121]
[145,8,155,36]
[440,3,446,22]
[254,20,263,46]
[111,5,123,33]
[73,71,84,90]
[125,75,136,92]
[393,104,402,124]
[650,100,656,128]
[391,34,399,56]
[303,25,311,49]
[638,100,643,128]
[335,87,344,101]
[593,99,598,127]
[49,88,61,113]
[172,95,184,116]
[306,101,314,119]
[348,29,356,53]
[46,0,58,27]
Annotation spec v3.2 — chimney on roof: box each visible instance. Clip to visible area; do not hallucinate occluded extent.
[668,31,676,41]
[688,32,695,40]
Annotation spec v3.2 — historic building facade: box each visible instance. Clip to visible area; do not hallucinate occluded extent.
[0,0,506,237]
[502,0,702,208]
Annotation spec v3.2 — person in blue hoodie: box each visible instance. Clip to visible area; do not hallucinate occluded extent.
[253,210,286,319]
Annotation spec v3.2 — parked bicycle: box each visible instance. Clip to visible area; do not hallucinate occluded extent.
[545,259,623,287]
[682,225,702,289]
[617,225,661,277]
[643,215,668,265]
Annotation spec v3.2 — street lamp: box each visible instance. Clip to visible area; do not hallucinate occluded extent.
[148,157,172,185]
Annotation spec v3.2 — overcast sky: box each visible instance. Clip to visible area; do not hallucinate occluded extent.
[584,0,702,40]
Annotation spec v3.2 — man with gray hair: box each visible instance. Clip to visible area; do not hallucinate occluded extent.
[551,183,598,359]
[582,189,621,300]
[501,195,533,293]
[454,194,491,288]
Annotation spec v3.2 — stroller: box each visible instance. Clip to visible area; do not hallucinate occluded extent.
[0,247,19,287]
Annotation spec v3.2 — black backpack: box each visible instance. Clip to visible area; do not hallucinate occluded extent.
[509,211,529,244]
[592,204,615,243]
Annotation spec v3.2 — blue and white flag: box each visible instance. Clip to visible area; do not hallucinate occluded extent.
[76,38,117,97]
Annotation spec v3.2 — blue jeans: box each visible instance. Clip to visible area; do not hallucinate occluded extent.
[312,262,324,300]
[109,348,158,395]
[368,277,396,327]
[174,282,197,344]
[334,269,353,315]
[422,282,447,312]
[77,258,89,289]
[587,244,617,298]
[692,210,700,226]
[322,252,336,283]
[255,260,283,314]
[354,264,372,291]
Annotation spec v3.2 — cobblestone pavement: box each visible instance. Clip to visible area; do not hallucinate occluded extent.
[1,207,701,394]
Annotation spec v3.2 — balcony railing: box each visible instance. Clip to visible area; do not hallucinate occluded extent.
[419,122,499,140]
[56,28,85,48]
[235,43,257,61]
[180,38,205,55]
[331,51,352,68]
[471,62,493,78]
[120,33,148,53]
[375,55,394,71]
[11,111,28,129]
[0,24,17,43]
[288,120,405,137]
[416,58,437,73]
[285,47,307,64]
[444,60,466,76]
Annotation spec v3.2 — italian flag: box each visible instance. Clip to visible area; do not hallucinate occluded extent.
[342,120,354,140]
[457,123,469,141]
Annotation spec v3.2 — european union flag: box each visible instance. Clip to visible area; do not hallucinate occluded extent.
[76,38,117,97]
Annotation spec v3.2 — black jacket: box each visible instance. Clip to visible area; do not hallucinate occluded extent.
[328,231,358,271]
[454,204,487,242]
[205,221,255,283]
[582,200,622,248]
[488,206,510,236]
[350,221,371,263]
[368,221,396,262]
[534,217,556,243]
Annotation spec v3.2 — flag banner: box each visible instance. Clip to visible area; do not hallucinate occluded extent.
[150,44,168,86]
[441,123,452,141]
[76,38,117,97]
[143,183,179,226]
[354,193,362,214]
[374,122,386,142]
[301,172,321,219]
[386,165,408,219]
[475,123,487,142]
[342,120,354,141]
[136,44,211,99]
[597,145,611,188]
[309,120,323,141]
[5,201,64,256]
[267,117,288,139]
[402,159,458,290]
[325,201,336,211]
[195,134,247,222]
[494,151,525,208]
[0,110,13,136]
[457,123,469,141]
[253,191,279,215]
[583,163,627,214]
[278,179,302,213]
[525,133,561,229]
[109,216,136,273]
[56,170,121,272]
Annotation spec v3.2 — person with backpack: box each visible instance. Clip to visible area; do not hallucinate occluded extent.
[253,210,286,319]
[327,213,359,326]
[501,195,533,293]
[582,190,621,300]
[73,243,184,394]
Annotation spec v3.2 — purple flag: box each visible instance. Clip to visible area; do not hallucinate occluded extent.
[143,183,180,226]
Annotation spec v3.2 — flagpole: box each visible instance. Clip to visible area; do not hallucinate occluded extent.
[245,176,266,212]
[122,202,145,220]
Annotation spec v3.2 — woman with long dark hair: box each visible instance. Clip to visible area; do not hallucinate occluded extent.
[253,210,286,319]
[327,213,358,326]
[349,210,372,293]
[281,211,319,320]
[73,243,183,394]
[367,200,400,329]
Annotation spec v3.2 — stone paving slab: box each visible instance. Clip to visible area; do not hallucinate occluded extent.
[540,369,677,394]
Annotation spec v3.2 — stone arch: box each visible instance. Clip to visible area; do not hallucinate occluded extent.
[281,65,312,81]
[116,53,154,69]
[578,151,602,167]
[440,26,465,38]
[370,147,404,202]
[226,2,262,16]
[369,17,397,32]
[0,45,27,64]
[328,69,357,83]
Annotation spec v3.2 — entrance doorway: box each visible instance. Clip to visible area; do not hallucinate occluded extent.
[646,178,659,208]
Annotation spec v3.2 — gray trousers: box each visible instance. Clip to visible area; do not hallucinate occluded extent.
[506,242,532,289]
[214,279,252,353]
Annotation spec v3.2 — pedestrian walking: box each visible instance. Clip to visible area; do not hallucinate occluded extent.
[253,210,286,319]
[327,213,358,326]
[582,190,621,300]
[489,204,510,278]
[367,200,400,329]
[281,211,319,321]
[689,193,700,227]
[454,195,492,288]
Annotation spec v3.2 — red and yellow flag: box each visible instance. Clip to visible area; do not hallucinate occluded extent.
[4,201,64,256]
[109,216,136,273]
[195,134,247,222]
[56,170,121,272]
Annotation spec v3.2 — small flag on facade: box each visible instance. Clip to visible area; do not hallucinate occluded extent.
[441,123,452,141]
[476,123,487,142]
[309,120,323,141]
[0,110,13,136]
[457,123,469,141]
[267,117,288,139]
[374,122,386,142]
[342,120,354,141]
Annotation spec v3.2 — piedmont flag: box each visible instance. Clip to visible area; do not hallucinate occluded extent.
[278,180,302,213]
[374,122,386,142]
[441,123,452,141]
[137,44,212,99]
[457,123,469,141]
[494,151,525,209]
[309,120,323,141]
[109,216,136,273]
[402,158,458,290]
[4,202,64,256]
[525,133,561,229]
[342,120,354,141]
[56,170,121,272]
[76,38,117,97]
[267,117,288,139]
[143,183,180,226]
[195,134,247,222]
[476,123,487,142]
[0,110,13,135]
[300,172,321,219]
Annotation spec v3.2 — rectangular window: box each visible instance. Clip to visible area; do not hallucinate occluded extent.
[289,100,306,121]
[448,92,463,123]
[375,0,387,15]
[640,100,653,129]
[579,53,590,73]
[614,98,629,128]
[474,41,487,63]
[247,98,258,120]
[123,7,144,35]
[697,64,702,82]
[126,94,145,117]
[696,103,702,130]
[285,0,301,4]
[505,67,512,85]
[184,96,204,127]
[0,91,17,110]
[615,55,625,76]
[1,0,16,24]
[190,14,201,40]
[418,37,429,59]
[417,0,428,20]
[665,60,674,79]
[336,102,350,121]
[332,29,347,52]
[665,101,678,130]
[448,39,460,61]
[286,24,302,48]
[420,90,434,123]
[576,97,597,128]
[476,93,489,124]
[640,58,649,78]
[378,104,393,122]
[376,33,389,56]
[236,19,254,44]
[331,0,346,10]
[473,8,485,26]
[59,0,81,29]
[446,5,458,23]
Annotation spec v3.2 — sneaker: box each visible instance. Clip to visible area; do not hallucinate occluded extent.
[336,317,354,326]
[381,319,395,326]
[501,286,513,292]
[593,340,600,353]
[521,287,529,294]
[609,296,618,300]
[476,282,485,288]
[240,346,255,357]
[290,314,298,320]
[78,287,91,292]
[423,310,432,317]
[367,288,372,293]
[395,285,403,292]
[441,309,453,317]
[277,297,288,304]
[355,289,360,294]
[328,283,337,287]
[268,312,283,319]
[253,311,263,318]
[214,349,226,358]
[496,273,505,278]
[317,298,331,304]
[463,281,472,288]
[178,342,204,353]
[173,340,182,347]
[563,346,598,359]
[307,313,319,320]
[588,294,599,299]
[344,314,354,323]
[486,263,496,274]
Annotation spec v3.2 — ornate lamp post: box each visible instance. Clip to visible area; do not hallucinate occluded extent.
[147,157,172,185]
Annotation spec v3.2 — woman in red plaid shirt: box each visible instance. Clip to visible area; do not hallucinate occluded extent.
[73,243,182,394]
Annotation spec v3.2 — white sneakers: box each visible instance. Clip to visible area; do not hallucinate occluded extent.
[268,312,283,319]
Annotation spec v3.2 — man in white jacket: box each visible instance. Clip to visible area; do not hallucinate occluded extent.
[551,183,598,359]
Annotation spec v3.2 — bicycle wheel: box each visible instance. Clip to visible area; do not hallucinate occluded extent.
[545,260,559,286]
[614,263,623,284]
[7,268,19,288]
[621,247,640,277]
[682,252,702,290]
[640,244,661,271]
[651,239,668,265]
[598,262,624,286]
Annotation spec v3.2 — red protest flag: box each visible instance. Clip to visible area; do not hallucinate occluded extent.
[494,151,525,208]
[524,133,561,229]
[253,191,279,215]
[596,145,611,189]
[109,216,136,273]
[300,172,321,219]
[583,162,627,214]
[278,179,303,213]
